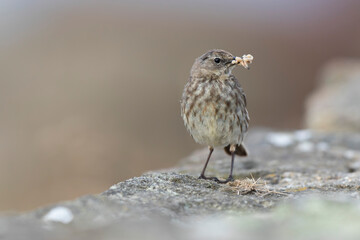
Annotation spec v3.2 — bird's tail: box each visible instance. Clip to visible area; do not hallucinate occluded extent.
[224,144,248,156]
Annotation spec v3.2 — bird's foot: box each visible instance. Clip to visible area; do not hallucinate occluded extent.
[216,176,234,184]
[198,175,234,184]
[198,175,220,182]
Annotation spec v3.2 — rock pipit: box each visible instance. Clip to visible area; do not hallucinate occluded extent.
[181,49,253,183]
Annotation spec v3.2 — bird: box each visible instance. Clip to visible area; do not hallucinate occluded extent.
[180,49,253,183]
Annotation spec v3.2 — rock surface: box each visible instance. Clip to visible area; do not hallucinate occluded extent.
[305,59,360,131]
[2,129,360,240]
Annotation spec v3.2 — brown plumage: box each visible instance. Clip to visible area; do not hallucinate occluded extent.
[224,144,248,157]
[180,49,252,183]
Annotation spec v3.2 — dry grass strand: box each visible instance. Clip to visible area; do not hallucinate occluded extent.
[227,174,287,197]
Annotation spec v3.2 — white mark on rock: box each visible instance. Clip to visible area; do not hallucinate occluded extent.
[294,130,312,141]
[281,178,292,183]
[296,141,315,152]
[344,150,355,159]
[42,206,74,224]
[317,142,330,152]
[267,133,294,147]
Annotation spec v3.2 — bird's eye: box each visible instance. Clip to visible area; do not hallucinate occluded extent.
[214,58,221,63]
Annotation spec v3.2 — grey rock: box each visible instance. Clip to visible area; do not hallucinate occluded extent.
[305,59,360,131]
[2,129,360,240]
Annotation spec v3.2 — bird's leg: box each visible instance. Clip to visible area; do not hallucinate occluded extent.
[198,145,236,183]
[199,147,219,181]
[216,144,236,184]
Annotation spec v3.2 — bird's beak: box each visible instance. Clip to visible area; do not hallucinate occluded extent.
[231,55,253,70]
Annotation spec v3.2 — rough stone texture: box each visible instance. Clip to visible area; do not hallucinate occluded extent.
[305,59,360,131]
[2,129,360,240]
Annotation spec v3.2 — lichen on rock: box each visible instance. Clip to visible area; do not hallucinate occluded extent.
[2,129,360,239]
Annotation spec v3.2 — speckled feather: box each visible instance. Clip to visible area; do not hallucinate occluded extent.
[181,73,249,148]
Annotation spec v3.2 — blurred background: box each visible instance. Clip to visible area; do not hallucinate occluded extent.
[1,0,360,211]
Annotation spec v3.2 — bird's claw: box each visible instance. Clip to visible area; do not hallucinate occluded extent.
[199,175,234,184]
[215,176,234,184]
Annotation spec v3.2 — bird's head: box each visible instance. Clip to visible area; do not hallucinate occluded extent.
[190,49,242,79]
